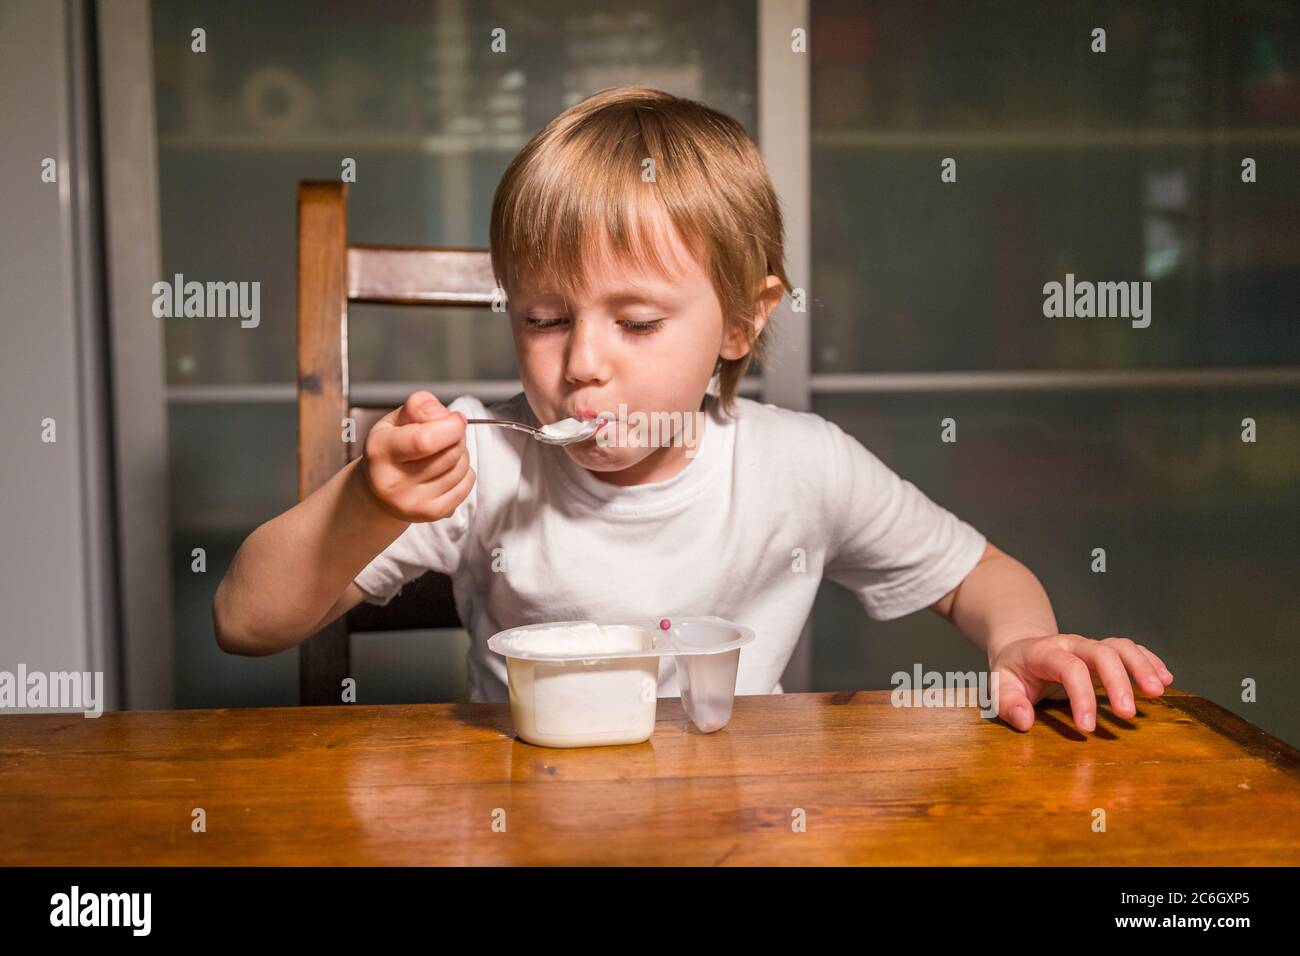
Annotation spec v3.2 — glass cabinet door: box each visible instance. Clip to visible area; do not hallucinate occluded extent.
[150,0,758,705]
[808,0,1299,743]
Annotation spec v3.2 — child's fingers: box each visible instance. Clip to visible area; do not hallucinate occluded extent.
[1067,639,1136,718]
[427,460,477,516]
[395,390,447,427]
[989,668,1034,731]
[1102,637,1167,697]
[996,685,1036,732]
[395,435,466,482]
[387,415,466,463]
[414,446,472,496]
[1137,645,1174,684]
[1033,647,1097,732]
[384,455,471,519]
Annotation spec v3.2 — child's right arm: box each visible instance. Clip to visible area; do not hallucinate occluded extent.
[212,391,476,656]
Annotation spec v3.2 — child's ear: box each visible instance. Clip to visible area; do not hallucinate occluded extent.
[749,274,785,342]
[720,275,784,360]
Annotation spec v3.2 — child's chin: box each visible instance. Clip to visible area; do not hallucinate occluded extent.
[563,441,641,472]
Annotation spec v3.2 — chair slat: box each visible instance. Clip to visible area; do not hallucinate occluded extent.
[348,245,496,306]
[297,182,352,703]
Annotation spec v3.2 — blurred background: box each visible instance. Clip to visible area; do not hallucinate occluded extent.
[3,0,1298,744]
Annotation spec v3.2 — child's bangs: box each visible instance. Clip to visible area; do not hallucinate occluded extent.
[499,151,707,305]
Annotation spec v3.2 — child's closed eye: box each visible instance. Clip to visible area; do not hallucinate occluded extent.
[523,316,567,331]
[523,316,666,336]
[618,317,665,336]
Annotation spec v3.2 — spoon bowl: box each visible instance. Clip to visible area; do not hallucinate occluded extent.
[464,415,610,446]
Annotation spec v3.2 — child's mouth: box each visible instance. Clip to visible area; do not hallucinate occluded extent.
[568,407,614,431]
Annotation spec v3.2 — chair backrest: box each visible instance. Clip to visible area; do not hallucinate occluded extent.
[296,181,495,705]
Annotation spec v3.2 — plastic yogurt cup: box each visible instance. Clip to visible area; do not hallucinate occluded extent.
[486,616,756,748]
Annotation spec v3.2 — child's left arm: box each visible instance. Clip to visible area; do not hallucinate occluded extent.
[929,541,1175,734]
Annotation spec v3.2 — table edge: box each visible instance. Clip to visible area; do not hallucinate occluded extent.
[1162,693,1300,779]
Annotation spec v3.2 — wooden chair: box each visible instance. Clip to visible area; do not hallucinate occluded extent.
[296,181,496,705]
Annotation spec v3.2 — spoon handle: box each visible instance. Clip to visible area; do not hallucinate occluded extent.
[463,418,542,437]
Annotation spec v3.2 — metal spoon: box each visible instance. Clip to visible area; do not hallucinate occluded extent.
[463,415,611,446]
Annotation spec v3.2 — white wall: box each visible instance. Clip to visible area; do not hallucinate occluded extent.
[0,0,121,708]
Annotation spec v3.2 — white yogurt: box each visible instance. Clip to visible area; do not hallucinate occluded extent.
[488,617,755,747]
[538,416,609,442]
[506,622,647,657]
[500,623,659,747]
[538,417,593,441]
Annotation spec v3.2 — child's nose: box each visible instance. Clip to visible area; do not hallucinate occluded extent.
[563,321,613,384]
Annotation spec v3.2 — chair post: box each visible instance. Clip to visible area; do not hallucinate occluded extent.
[297,181,351,705]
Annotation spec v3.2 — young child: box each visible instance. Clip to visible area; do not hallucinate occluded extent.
[214,86,1173,734]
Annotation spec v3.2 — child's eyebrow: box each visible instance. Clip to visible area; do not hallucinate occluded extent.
[598,288,676,307]
[513,286,677,310]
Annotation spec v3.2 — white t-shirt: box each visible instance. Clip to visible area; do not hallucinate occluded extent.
[353,391,987,702]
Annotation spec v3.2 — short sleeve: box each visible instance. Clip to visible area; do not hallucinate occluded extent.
[352,395,482,606]
[821,419,986,621]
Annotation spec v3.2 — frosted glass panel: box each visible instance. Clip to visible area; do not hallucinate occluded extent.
[807,1,1299,746]
[151,0,758,706]
[809,388,1300,744]
[810,0,1300,372]
[151,0,757,386]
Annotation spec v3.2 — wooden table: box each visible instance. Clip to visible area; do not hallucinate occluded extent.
[2,689,1298,865]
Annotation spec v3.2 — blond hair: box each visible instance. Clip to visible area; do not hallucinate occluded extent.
[489,85,788,416]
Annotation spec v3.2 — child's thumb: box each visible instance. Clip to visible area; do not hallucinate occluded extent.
[417,399,450,421]
[400,391,448,424]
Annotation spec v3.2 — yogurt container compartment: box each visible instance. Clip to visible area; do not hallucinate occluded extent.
[486,617,755,748]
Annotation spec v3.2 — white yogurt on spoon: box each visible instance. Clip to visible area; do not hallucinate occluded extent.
[538,416,608,443]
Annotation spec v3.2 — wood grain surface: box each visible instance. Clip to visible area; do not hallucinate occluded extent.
[2,689,1297,865]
